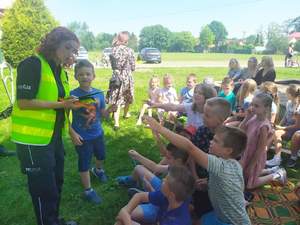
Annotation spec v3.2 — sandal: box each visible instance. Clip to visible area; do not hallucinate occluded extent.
[116,175,137,187]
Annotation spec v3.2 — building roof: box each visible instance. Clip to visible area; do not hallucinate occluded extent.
[289,32,300,39]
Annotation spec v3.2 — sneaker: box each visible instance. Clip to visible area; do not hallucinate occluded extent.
[265,166,280,174]
[128,187,143,198]
[59,218,78,225]
[266,156,281,167]
[286,157,297,168]
[116,175,137,187]
[84,189,102,204]
[274,168,287,185]
[91,167,108,183]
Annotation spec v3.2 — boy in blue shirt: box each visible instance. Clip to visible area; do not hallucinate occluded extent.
[115,165,195,225]
[218,77,236,111]
[69,60,116,204]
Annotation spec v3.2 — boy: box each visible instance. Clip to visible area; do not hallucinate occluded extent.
[145,117,251,225]
[190,97,231,219]
[69,59,116,204]
[115,165,195,225]
[218,77,236,111]
[180,73,197,104]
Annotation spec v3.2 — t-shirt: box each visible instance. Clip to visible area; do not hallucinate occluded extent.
[159,87,178,104]
[218,90,236,111]
[207,155,251,225]
[180,87,194,104]
[16,56,66,133]
[183,103,203,129]
[149,190,192,225]
[70,87,105,140]
[282,100,298,125]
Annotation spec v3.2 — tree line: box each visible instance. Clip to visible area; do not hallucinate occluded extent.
[1,0,300,67]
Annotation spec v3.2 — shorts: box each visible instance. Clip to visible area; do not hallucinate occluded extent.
[149,175,162,191]
[140,203,159,223]
[201,211,231,225]
[75,135,106,172]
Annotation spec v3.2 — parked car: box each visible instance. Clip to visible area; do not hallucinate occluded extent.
[138,48,161,63]
[76,46,89,61]
[101,47,112,67]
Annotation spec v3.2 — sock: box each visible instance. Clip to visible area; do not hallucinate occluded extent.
[85,188,92,193]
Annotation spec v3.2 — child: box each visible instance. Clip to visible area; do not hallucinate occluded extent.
[267,85,300,167]
[145,117,251,225]
[239,93,287,190]
[287,130,300,167]
[157,74,178,123]
[69,60,115,204]
[150,83,217,129]
[136,76,160,125]
[258,81,279,124]
[227,58,241,82]
[225,79,257,126]
[179,73,197,104]
[115,165,195,225]
[218,77,236,111]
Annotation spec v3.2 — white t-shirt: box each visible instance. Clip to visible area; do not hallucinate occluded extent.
[184,103,203,129]
[159,87,178,104]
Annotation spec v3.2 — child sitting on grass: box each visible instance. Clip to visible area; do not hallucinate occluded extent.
[114,165,195,225]
[179,73,197,104]
[69,60,116,204]
[145,117,251,225]
[149,83,217,129]
[136,76,160,126]
[218,77,236,111]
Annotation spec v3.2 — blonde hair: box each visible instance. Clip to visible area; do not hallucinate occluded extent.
[163,74,173,84]
[286,84,299,98]
[149,75,160,88]
[112,31,129,46]
[236,79,257,107]
[221,77,234,86]
[229,58,240,69]
[261,56,274,69]
[259,81,279,106]
[187,73,197,83]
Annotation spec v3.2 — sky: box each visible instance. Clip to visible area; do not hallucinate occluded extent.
[5,0,300,38]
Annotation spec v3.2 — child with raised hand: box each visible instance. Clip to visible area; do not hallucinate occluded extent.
[179,73,197,104]
[239,93,287,190]
[218,77,236,111]
[157,74,179,124]
[69,59,116,204]
[267,85,300,167]
[136,76,160,126]
[227,58,242,82]
[145,116,251,225]
[149,83,217,129]
[115,165,195,225]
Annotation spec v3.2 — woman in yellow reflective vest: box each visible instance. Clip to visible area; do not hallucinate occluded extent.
[11,27,79,225]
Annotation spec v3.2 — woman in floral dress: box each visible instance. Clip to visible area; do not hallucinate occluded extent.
[106,31,135,129]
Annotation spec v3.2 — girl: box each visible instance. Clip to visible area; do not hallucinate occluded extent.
[267,85,300,167]
[136,76,160,125]
[149,83,217,129]
[239,93,287,189]
[254,56,276,85]
[259,81,279,124]
[227,58,242,82]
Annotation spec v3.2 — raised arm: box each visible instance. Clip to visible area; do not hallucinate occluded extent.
[148,102,185,112]
[145,116,208,169]
[17,97,78,110]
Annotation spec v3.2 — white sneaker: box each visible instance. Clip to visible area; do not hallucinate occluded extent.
[275,168,287,185]
[265,166,280,174]
[266,156,281,167]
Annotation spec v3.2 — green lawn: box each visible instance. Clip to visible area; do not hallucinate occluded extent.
[0,67,299,225]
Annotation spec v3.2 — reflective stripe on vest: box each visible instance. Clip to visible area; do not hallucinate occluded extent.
[11,55,69,146]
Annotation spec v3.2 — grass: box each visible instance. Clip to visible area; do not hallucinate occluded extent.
[0,66,300,225]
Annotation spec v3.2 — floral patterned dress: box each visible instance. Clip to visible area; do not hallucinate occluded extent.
[106,45,135,106]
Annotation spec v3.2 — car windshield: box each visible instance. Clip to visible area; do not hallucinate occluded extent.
[147,49,160,54]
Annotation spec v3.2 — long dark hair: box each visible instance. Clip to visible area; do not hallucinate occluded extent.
[37,27,79,62]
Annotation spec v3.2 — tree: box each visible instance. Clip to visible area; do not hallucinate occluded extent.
[68,21,95,50]
[245,34,257,46]
[199,26,215,51]
[168,31,196,52]
[266,22,289,54]
[139,25,171,51]
[128,32,138,52]
[287,16,300,33]
[0,0,58,67]
[294,40,300,52]
[94,32,114,50]
[208,21,228,51]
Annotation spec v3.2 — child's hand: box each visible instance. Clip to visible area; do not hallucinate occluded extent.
[195,178,208,191]
[69,128,83,146]
[143,116,161,132]
[128,149,140,160]
[275,125,285,130]
[244,107,254,121]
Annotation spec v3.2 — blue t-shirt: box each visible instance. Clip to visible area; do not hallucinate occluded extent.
[70,87,105,140]
[218,90,236,111]
[149,190,192,225]
[180,87,193,104]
